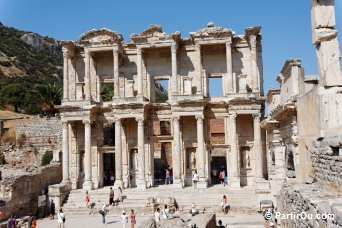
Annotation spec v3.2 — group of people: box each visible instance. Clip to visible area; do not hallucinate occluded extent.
[99,203,136,228]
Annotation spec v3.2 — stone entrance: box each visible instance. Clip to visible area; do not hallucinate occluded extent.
[103,153,115,186]
[153,142,172,185]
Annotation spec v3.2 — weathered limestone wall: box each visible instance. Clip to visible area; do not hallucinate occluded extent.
[278,184,342,228]
[0,164,62,219]
[16,119,62,151]
[311,136,342,185]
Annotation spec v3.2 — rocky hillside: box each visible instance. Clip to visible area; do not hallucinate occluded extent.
[0,22,62,85]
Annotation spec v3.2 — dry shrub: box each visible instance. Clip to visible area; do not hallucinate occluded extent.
[17,133,27,148]
[0,131,16,146]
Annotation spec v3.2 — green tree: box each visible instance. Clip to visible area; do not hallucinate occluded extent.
[0,83,28,112]
[100,84,114,102]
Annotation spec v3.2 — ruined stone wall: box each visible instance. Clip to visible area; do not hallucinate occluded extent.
[311,136,342,186]
[278,184,341,228]
[0,164,62,219]
[16,118,62,151]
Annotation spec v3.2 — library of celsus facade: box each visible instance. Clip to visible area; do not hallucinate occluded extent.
[59,23,268,191]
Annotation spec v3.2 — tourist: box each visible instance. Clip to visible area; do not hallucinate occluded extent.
[221,195,230,214]
[109,187,114,206]
[130,209,136,228]
[57,208,65,228]
[148,172,153,188]
[165,168,171,185]
[126,171,132,189]
[192,171,199,189]
[0,211,3,221]
[121,210,128,228]
[50,199,55,219]
[217,219,225,228]
[219,170,225,185]
[89,202,96,215]
[191,203,197,216]
[174,206,180,216]
[154,208,160,223]
[100,203,108,224]
[31,217,37,228]
[118,187,123,202]
[109,170,115,185]
[161,205,169,220]
[7,214,16,228]
[85,191,90,208]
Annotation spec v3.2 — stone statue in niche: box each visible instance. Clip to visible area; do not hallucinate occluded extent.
[131,149,138,170]
[241,147,251,168]
[191,151,196,169]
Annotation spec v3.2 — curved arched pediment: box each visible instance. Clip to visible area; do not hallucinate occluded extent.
[79,28,123,46]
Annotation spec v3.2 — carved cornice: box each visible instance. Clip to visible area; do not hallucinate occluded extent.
[269,102,296,122]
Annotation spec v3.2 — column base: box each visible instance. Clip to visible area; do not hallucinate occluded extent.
[230,177,241,188]
[61,180,71,191]
[255,178,270,194]
[83,180,94,191]
[136,179,147,190]
[173,179,183,189]
[114,179,124,190]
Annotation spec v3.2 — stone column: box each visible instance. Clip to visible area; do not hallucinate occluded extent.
[226,38,234,94]
[84,50,92,101]
[137,47,143,97]
[253,113,263,179]
[196,115,206,188]
[136,117,146,189]
[273,130,285,180]
[62,121,70,185]
[229,113,240,188]
[172,117,182,188]
[195,44,202,95]
[96,75,101,103]
[113,48,120,99]
[114,118,123,189]
[62,51,69,101]
[250,35,259,92]
[171,44,178,95]
[83,120,94,190]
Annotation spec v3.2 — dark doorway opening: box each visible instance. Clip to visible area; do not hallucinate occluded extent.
[153,142,172,185]
[210,156,227,185]
[103,153,115,186]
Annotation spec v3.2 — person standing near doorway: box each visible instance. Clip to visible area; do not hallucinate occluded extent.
[192,171,198,189]
[165,168,171,185]
[57,209,65,228]
[109,187,114,206]
[50,200,55,219]
[85,191,90,208]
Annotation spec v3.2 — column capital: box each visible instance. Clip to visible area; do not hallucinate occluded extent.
[113,48,119,56]
[195,43,201,51]
[137,47,143,55]
[62,51,70,59]
[62,121,69,128]
[172,116,180,123]
[195,115,203,124]
[226,37,233,46]
[252,113,261,121]
[114,118,122,126]
[136,117,144,126]
[229,113,237,119]
[249,35,257,48]
[82,120,91,126]
[171,44,178,53]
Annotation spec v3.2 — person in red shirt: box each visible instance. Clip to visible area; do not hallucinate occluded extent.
[130,209,136,228]
[85,191,90,208]
[109,187,114,206]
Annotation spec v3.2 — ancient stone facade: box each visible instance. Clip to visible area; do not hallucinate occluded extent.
[58,23,267,191]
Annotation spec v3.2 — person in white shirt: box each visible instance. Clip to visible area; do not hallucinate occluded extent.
[192,171,198,189]
[120,210,128,228]
[161,205,169,220]
[154,208,160,223]
[101,203,108,224]
[57,208,65,228]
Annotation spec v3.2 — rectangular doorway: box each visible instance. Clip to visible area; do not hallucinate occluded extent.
[153,142,172,185]
[103,153,115,186]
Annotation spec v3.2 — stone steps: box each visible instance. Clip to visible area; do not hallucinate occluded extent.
[62,186,259,217]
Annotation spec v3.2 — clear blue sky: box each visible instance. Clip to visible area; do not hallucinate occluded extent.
[0,0,341,93]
